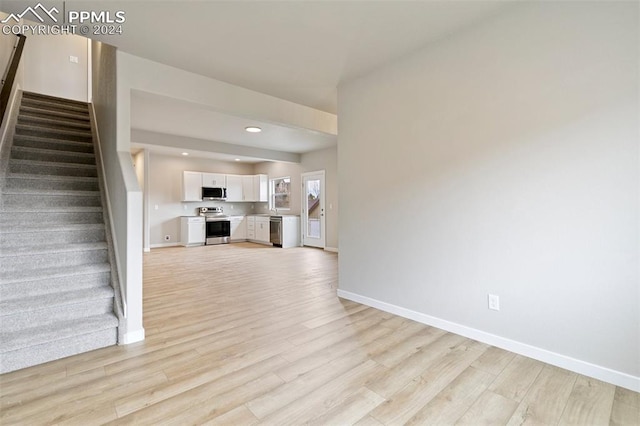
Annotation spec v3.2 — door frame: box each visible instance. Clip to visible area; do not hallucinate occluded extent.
[301,170,326,248]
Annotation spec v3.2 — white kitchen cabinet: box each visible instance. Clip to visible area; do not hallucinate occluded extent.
[225,175,243,202]
[255,216,270,243]
[242,176,255,201]
[230,216,247,241]
[254,174,268,202]
[180,216,205,246]
[182,171,202,202]
[246,216,256,239]
[202,173,226,188]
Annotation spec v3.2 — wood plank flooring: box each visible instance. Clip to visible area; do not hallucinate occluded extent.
[1,243,638,425]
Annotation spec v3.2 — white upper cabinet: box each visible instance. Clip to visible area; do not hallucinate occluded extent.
[254,174,268,202]
[225,175,243,202]
[202,173,226,188]
[242,176,255,201]
[182,171,202,202]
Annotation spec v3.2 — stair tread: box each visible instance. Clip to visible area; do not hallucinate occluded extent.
[0,206,102,213]
[18,115,91,129]
[22,91,89,107]
[3,173,98,182]
[0,286,115,315]
[16,124,91,137]
[0,241,107,257]
[2,188,100,196]
[13,134,93,145]
[0,223,104,233]
[20,98,89,112]
[0,262,111,284]
[0,313,118,353]
[11,145,95,158]
[18,107,89,123]
[10,158,97,169]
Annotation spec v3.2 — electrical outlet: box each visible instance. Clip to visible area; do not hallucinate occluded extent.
[164,235,170,241]
[488,294,500,311]
[69,55,79,63]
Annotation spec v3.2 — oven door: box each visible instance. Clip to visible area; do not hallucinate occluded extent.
[205,220,230,245]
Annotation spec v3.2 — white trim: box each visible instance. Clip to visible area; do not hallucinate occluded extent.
[143,248,151,253]
[337,289,640,392]
[150,242,181,249]
[120,328,145,344]
[324,247,339,253]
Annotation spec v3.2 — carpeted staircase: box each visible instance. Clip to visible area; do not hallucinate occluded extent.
[0,91,119,373]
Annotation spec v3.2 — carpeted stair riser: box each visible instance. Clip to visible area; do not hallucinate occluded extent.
[12,135,94,154]
[20,97,89,114]
[1,293,114,333]
[0,225,105,247]
[2,175,99,192]
[19,106,89,123]
[9,160,97,177]
[3,193,101,209]
[0,210,104,226]
[21,91,89,106]
[0,268,111,300]
[18,114,91,131]
[1,246,108,272]
[15,125,92,143]
[11,146,96,165]
[0,325,117,373]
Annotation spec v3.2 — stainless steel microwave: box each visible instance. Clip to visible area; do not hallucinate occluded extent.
[202,186,227,200]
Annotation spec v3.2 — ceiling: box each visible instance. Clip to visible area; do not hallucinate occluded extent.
[2,0,516,160]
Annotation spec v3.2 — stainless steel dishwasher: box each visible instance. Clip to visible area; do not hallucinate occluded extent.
[269,216,282,247]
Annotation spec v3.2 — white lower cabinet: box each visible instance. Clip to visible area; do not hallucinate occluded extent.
[246,216,256,240]
[230,216,246,241]
[180,216,205,246]
[255,216,270,243]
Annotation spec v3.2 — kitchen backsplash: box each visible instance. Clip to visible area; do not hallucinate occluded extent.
[182,201,270,216]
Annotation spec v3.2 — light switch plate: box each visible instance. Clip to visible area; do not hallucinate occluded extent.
[69,55,79,63]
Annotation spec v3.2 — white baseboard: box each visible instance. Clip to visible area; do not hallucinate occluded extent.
[337,289,640,392]
[150,242,180,249]
[143,247,151,253]
[324,247,339,253]
[120,328,145,344]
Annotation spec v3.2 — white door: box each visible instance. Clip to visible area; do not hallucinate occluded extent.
[301,171,325,248]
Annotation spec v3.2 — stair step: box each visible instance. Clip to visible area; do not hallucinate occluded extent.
[9,159,97,177]
[12,134,94,153]
[22,91,89,108]
[15,124,92,142]
[20,97,88,115]
[0,314,118,373]
[2,191,101,209]
[2,174,99,192]
[0,223,106,247]
[18,114,92,131]
[1,288,114,333]
[19,105,89,123]
[0,264,110,301]
[0,207,103,226]
[10,145,96,165]
[0,242,108,272]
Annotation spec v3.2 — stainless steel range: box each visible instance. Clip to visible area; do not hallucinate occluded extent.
[199,207,230,245]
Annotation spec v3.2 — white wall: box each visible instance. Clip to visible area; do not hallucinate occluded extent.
[92,40,144,344]
[301,147,339,250]
[338,1,639,390]
[147,153,256,247]
[22,28,88,102]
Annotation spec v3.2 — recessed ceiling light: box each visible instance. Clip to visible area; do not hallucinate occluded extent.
[245,126,262,133]
[181,152,189,156]
[234,158,240,162]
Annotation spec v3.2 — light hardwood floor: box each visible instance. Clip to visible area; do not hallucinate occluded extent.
[1,243,638,425]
